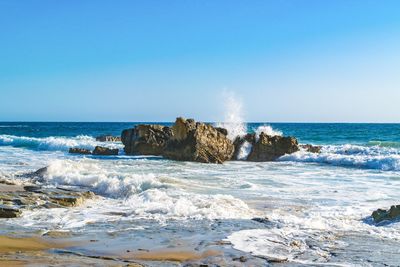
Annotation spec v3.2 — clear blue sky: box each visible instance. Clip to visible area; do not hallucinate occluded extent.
[1,0,399,122]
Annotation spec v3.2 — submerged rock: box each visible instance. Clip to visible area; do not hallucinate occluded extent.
[121,124,172,155]
[300,144,322,153]
[163,117,234,163]
[372,205,400,223]
[96,135,121,142]
[69,147,92,155]
[92,146,119,156]
[247,132,299,161]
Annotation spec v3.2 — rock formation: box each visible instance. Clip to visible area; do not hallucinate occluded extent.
[246,133,299,161]
[0,177,95,218]
[163,117,234,163]
[372,205,400,223]
[121,125,172,155]
[120,117,301,163]
[92,146,119,156]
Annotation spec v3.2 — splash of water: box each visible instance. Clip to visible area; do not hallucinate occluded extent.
[216,91,247,140]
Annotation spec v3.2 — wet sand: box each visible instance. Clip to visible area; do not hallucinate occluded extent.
[126,249,220,262]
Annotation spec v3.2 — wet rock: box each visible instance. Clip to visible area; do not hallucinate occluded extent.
[49,195,86,207]
[163,117,235,163]
[69,147,92,155]
[23,185,43,192]
[300,144,322,153]
[372,205,400,223]
[92,146,118,156]
[43,230,72,238]
[247,132,299,161]
[95,135,121,142]
[121,125,172,155]
[251,217,270,224]
[0,205,21,218]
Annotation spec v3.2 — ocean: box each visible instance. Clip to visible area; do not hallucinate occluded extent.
[0,122,399,265]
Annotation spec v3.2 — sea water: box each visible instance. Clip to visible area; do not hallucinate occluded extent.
[0,122,400,265]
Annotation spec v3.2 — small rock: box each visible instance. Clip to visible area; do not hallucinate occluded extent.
[251,217,270,224]
[372,205,400,223]
[69,148,92,155]
[96,135,121,142]
[300,144,322,153]
[92,146,119,156]
[0,205,21,218]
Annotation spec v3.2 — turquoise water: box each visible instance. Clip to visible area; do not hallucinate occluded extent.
[0,122,399,265]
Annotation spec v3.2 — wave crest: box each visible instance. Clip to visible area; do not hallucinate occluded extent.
[0,134,122,152]
[280,144,400,171]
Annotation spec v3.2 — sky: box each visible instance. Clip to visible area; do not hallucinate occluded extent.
[0,0,399,122]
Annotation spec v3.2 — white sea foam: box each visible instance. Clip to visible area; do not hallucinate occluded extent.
[280,144,400,171]
[215,91,247,140]
[255,125,282,138]
[237,141,252,160]
[24,158,256,224]
[41,159,165,197]
[0,134,122,152]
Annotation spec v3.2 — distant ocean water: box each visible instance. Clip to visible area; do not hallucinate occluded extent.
[0,122,400,265]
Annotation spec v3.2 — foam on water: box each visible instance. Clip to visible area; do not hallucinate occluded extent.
[0,134,122,152]
[280,144,400,171]
[16,158,256,227]
[237,141,252,160]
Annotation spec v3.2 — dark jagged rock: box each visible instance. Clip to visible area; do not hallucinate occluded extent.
[247,132,299,162]
[121,125,172,155]
[96,135,121,142]
[372,205,400,223]
[163,117,234,164]
[92,146,119,156]
[69,147,92,155]
[0,205,21,218]
[300,144,322,153]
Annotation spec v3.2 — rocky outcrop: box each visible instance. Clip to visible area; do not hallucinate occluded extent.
[163,118,234,163]
[300,144,322,153]
[0,177,95,218]
[69,148,92,155]
[96,135,121,142]
[121,125,172,155]
[246,133,299,161]
[92,146,119,156]
[372,205,400,223]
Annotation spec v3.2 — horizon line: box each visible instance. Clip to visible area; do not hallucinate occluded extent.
[0,120,399,124]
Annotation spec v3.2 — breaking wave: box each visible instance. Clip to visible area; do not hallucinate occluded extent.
[280,144,400,171]
[0,134,122,152]
[32,159,255,221]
